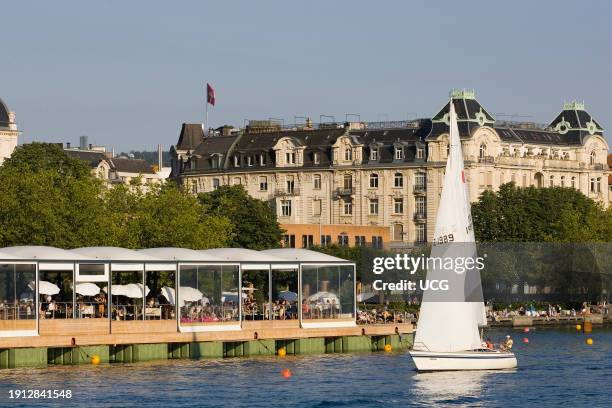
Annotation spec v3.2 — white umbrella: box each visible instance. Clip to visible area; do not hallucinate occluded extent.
[279,290,297,302]
[124,283,150,299]
[221,291,246,302]
[103,285,128,297]
[38,280,61,296]
[308,291,339,304]
[357,292,376,302]
[75,283,101,297]
[161,286,205,305]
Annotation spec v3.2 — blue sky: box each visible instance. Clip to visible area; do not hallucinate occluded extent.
[2,0,610,151]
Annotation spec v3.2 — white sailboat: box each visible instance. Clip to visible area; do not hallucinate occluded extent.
[409,99,517,371]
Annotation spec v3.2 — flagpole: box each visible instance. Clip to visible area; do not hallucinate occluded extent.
[205,82,209,136]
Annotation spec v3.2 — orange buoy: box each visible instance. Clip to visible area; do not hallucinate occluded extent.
[586,338,593,345]
[575,324,582,331]
[281,368,292,378]
[91,354,100,365]
[384,344,392,353]
[583,322,593,333]
[523,337,529,344]
[523,327,530,333]
[277,347,286,358]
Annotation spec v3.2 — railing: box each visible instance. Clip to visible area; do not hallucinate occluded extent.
[274,188,300,197]
[413,184,426,194]
[0,304,36,320]
[334,187,355,196]
[413,212,427,222]
[357,310,415,325]
[180,304,239,323]
[478,156,495,164]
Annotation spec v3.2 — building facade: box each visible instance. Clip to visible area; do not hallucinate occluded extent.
[0,97,19,166]
[171,91,609,248]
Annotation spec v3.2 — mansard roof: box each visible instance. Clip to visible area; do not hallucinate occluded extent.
[176,123,205,151]
[493,126,582,145]
[0,97,11,129]
[547,101,604,144]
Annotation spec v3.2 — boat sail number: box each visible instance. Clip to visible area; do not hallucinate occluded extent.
[433,234,454,246]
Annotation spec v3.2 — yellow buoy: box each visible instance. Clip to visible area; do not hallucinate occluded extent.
[586,338,593,345]
[91,354,100,365]
[384,344,392,353]
[278,347,286,357]
[575,324,582,331]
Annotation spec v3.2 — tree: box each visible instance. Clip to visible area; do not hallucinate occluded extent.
[1,142,91,178]
[198,185,283,249]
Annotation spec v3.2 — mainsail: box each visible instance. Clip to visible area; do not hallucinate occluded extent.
[413,100,485,352]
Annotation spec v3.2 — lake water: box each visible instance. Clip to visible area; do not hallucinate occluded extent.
[0,327,609,407]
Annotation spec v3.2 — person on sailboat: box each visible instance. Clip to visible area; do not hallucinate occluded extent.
[485,337,494,350]
[501,335,513,351]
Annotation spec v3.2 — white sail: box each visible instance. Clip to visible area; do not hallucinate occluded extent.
[413,100,485,352]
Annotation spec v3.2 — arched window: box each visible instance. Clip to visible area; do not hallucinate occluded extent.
[479,144,487,159]
[534,173,544,188]
[344,148,353,161]
[549,175,554,187]
[571,176,576,188]
[560,176,565,187]
[369,173,379,188]
[590,151,597,165]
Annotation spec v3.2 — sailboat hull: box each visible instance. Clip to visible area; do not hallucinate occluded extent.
[409,350,517,372]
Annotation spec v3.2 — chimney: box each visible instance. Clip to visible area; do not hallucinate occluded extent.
[88,143,93,150]
[79,135,88,150]
[158,144,163,170]
[66,142,71,149]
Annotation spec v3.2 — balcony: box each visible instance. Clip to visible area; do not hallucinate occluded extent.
[274,188,300,197]
[334,187,355,197]
[413,212,427,222]
[413,184,427,195]
[478,156,495,164]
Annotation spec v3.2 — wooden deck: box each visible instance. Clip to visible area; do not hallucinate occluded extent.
[0,319,412,349]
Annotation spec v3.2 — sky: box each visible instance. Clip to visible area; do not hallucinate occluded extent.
[2,0,611,151]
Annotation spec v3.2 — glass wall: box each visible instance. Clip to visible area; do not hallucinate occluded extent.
[111,269,144,321]
[0,263,36,331]
[301,265,355,321]
[241,269,270,320]
[271,268,298,320]
[145,268,176,320]
[179,264,239,327]
[39,267,74,319]
[75,264,107,319]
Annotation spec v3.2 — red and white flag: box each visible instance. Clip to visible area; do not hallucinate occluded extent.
[206,83,215,106]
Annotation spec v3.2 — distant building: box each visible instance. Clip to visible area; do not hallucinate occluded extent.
[0,97,19,165]
[178,91,609,248]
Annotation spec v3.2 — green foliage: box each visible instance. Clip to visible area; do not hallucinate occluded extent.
[472,182,610,242]
[0,143,234,249]
[198,185,283,249]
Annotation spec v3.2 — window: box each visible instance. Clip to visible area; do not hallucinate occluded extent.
[597,177,601,193]
[344,148,353,161]
[369,173,379,188]
[320,235,332,247]
[416,146,424,159]
[560,176,565,187]
[355,236,366,247]
[416,224,426,243]
[522,174,527,187]
[395,146,404,160]
[247,156,253,166]
[393,224,404,241]
[394,198,404,214]
[369,198,379,215]
[286,152,295,164]
[571,176,576,188]
[281,200,292,217]
[313,174,321,190]
[212,178,220,190]
[211,155,220,169]
[233,156,240,167]
[313,152,320,164]
[549,175,554,187]
[372,236,383,249]
[394,173,403,188]
[343,199,353,215]
[415,173,426,190]
[343,174,353,190]
[302,235,314,248]
[338,234,349,246]
[286,176,295,193]
[416,196,426,215]
[590,178,595,192]
[259,176,268,191]
[313,199,322,216]
[479,144,487,159]
[260,154,266,166]
[370,147,379,161]
[590,151,596,165]
[282,234,296,248]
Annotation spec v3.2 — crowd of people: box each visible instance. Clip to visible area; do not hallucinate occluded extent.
[487,301,609,322]
[357,307,414,325]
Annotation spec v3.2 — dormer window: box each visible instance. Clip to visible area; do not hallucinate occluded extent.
[247,156,253,166]
[233,156,240,167]
[395,146,404,160]
[479,144,487,159]
[344,148,353,161]
[416,146,424,159]
[211,155,220,169]
[313,152,320,165]
[260,153,266,166]
[286,152,295,164]
[370,147,379,161]
[590,150,596,165]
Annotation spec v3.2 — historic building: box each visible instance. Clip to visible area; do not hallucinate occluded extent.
[0,97,20,165]
[170,90,609,249]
